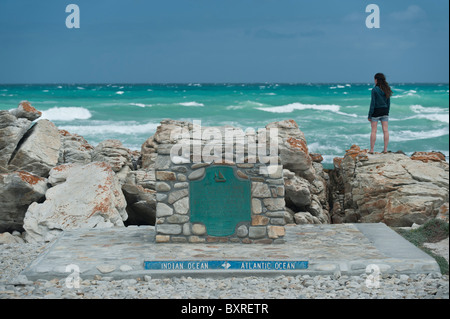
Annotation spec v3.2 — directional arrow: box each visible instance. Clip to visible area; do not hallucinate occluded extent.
[221,262,231,269]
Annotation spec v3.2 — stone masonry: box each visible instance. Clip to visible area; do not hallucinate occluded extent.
[154,121,286,244]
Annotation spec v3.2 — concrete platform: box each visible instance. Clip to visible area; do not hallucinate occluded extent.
[20,223,440,280]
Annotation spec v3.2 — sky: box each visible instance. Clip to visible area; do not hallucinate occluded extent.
[0,0,448,83]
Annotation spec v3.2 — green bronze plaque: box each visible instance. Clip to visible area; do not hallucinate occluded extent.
[190,166,251,237]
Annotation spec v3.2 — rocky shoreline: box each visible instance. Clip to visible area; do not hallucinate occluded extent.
[1,101,449,299]
[1,101,448,241]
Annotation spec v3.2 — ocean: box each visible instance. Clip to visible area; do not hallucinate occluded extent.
[0,83,448,168]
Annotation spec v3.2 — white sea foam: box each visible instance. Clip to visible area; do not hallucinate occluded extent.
[392,90,418,98]
[390,128,449,142]
[330,85,345,89]
[410,104,448,114]
[308,142,344,154]
[390,114,449,123]
[41,107,92,121]
[226,105,244,110]
[244,101,265,107]
[409,105,449,123]
[59,121,159,136]
[255,102,358,117]
[415,114,449,124]
[116,91,125,95]
[129,103,152,108]
[433,90,449,93]
[321,154,342,166]
[256,102,339,113]
[179,102,204,107]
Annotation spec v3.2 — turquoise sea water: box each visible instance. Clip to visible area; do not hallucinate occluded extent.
[0,83,448,168]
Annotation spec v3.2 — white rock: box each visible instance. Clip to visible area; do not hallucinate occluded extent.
[0,111,32,172]
[92,139,131,172]
[0,171,48,233]
[0,232,23,244]
[23,162,127,242]
[96,265,116,274]
[119,265,133,272]
[173,197,189,215]
[7,119,61,177]
[9,274,32,285]
[333,146,449,227]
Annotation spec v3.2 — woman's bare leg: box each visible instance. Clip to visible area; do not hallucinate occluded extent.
[381,121,389,153]
[370,121,377,153]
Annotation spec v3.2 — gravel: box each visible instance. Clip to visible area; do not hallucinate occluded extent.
[1,242,448,299]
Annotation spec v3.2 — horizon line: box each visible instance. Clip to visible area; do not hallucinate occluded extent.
[0,82,449,85]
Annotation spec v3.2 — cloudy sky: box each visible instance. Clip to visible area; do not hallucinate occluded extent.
[0,0,448,83]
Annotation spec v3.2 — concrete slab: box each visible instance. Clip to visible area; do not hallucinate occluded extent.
[20,223,440,281]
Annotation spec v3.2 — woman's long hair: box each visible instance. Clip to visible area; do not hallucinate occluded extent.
[374,73,392,98]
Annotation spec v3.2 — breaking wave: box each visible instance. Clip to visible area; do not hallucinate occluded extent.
[41,107,92,121]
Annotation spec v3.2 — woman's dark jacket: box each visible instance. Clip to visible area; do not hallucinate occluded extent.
[368,86,390,119]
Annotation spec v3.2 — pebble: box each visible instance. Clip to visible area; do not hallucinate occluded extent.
[0,242,448,299]
[96,265,116,274]
[119,265,133,272]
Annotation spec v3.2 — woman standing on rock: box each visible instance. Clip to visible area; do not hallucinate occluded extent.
[368,73,392,154]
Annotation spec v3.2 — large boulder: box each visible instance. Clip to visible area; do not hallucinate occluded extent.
[153,119,191,145]
[1,101,48,174]
[0,111,32,173]
[58,129,93,165]
[267,120,329,224]
[330,145,449,227]
[0,232,25,244]
[9,101,42,121]
[140,136,158,169]
[0,171,47,233]
[92,139,133,172]
[7,119,61,177]
[266,120,316,182]
[23,162,128,242]
[283,169,311,208]
[283,168,330,224]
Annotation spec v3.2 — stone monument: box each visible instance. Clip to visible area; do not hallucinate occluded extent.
[154,121,286,244]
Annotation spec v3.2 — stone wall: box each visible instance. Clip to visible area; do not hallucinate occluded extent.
[154,123,287,244]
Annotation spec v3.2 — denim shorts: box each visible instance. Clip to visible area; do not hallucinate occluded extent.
[370,115,389,122]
